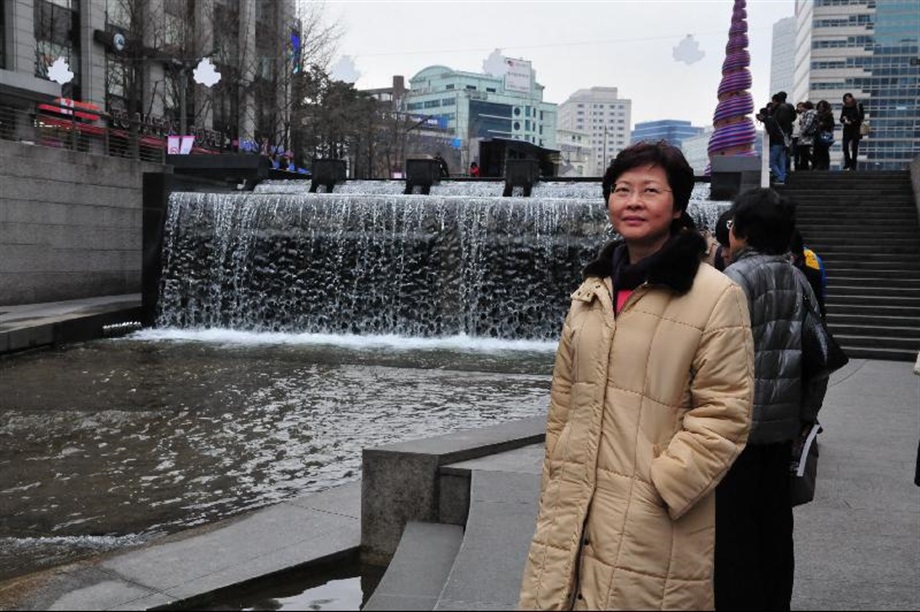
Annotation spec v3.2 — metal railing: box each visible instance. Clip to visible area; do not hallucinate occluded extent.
[1,104,168,164]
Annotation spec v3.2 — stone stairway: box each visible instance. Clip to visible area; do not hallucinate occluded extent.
[779,170,920,362]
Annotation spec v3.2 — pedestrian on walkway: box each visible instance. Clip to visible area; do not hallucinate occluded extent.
[758,106,788,185]
[840,93,865,171]
[519,141,754,610]
[796,101,819,171]
[812,100,835,171]
[716,188,830,611]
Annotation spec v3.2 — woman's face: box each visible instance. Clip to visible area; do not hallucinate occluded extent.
[607,164,680,255]
[843,94,854,105]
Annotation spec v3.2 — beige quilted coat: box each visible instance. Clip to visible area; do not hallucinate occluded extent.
[519,235,754,610]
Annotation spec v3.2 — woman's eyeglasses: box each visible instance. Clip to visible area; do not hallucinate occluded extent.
[611,185,673,201]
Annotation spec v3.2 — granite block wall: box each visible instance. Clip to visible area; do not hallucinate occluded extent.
[0,140,167,305]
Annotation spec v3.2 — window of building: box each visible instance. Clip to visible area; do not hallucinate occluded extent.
[35,0,80,91]
[465,85,477,90]
[514,121,521,130]
[486,87,496,93]
[424,99,440,108]
[514,107,521,116]
[446,84,454,90]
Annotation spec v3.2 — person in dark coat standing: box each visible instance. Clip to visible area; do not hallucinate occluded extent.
[434,153,450,178]
[757,106,788,185]
[812,100,835,171]
[715,188,829,611]
[839,93,865,171]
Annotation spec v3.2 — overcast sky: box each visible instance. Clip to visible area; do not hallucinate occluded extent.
[324,0,795,129]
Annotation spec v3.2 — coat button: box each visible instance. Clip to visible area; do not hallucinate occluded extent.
[577,593,583,600]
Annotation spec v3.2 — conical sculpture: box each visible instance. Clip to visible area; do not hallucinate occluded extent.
[707,0,756,172]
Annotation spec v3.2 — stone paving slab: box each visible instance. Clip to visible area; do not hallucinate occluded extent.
[0,482,362,611]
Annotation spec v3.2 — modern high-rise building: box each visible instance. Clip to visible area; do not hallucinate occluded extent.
[770,16,796,98]
[631,120,704,148]
[403,59,557,171]
[1,0,299,155]
[792,0,919,170]
[557,87,631,173]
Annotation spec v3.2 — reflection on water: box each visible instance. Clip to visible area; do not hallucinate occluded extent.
[170,557,385,611]
[0,332,553,581]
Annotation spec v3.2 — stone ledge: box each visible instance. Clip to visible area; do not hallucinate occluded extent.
[360,417,545,566]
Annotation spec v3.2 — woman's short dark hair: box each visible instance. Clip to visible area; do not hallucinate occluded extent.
[601,140,695,220]
[730,188,797,255]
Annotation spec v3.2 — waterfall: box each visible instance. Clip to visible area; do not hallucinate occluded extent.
[156,182,727,340]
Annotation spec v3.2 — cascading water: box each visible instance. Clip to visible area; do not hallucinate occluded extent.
[157,182,726,339]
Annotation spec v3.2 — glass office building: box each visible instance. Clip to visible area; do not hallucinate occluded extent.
[793,0,919,170]
[631,120,704,148]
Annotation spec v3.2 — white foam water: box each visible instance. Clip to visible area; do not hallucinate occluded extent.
[133,328,558,353]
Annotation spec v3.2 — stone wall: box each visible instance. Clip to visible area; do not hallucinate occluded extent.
[0,140,167,305]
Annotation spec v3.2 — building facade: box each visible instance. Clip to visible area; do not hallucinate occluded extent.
[792,0,919,170]
[556,127,595,177]
[557,87,631,173]
[403,60,557,171]
[1,0,298,157]
[631,119,704,148]
[770,16,796,98]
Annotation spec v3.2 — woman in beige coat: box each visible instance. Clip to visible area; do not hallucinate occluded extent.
[518,142,755,610]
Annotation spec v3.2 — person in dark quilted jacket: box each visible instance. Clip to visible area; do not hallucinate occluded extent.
[715,188,829,611]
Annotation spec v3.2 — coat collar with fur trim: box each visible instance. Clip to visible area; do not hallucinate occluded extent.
[581,231,707,296]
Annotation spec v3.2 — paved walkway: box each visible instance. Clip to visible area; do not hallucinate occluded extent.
[0,294,141,354]
[0,295,917,610]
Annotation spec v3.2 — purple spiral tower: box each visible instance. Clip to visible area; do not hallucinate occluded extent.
[706,0,756,172]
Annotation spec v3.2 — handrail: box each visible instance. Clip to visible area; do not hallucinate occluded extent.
[0,104,226,164]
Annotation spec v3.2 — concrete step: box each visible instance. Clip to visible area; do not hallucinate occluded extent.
[836,343,918,362]
[826,277,920,289]
[834,333,920,352]
[364,522,464,611]
[821,260,920,271]
[829,286,920,298]
[827,315,920,331]
[826,323,920,340]
[824,302,920,317]
[796,217,919,227]
[816,245,920,255]
[827,294,920,308]
[828,268,920,280]
[434,471,539,611]
[796,210,918,219]
[798,231,919,241]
